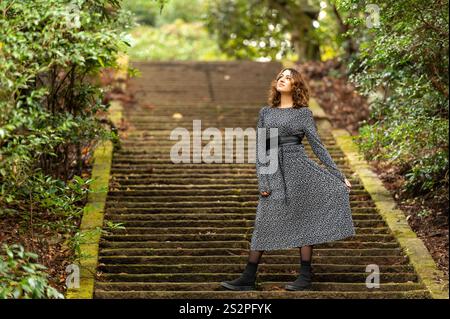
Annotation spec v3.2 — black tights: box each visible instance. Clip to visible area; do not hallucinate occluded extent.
[299,245,313,263]
[247,245,313,264]
[248,250,264,263]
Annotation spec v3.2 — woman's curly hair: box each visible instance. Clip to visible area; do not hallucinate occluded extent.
[267,67,310,109]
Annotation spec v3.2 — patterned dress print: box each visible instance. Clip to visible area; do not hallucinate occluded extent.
[250,106,356,250]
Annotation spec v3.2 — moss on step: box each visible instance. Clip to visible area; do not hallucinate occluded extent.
[65,88,123,298]
[65,140,113,299]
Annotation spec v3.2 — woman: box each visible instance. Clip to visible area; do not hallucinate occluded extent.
[220,67,356,291]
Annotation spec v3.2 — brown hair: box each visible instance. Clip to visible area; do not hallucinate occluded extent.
[267,67,310,109]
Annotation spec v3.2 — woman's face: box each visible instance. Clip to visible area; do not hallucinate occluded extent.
[276,70,293,93]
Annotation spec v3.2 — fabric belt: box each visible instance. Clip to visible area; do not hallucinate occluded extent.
[265,135,302,205]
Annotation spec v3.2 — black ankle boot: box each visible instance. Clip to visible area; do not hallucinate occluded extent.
[220,261,258,291]
[285,264,313,291]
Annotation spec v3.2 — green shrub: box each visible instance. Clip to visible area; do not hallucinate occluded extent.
[0,244,64,299]
[0,0,133,220]
[340,0,449,198]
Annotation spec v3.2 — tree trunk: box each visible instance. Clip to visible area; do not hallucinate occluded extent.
[291,23,320,62]
[267,0,321,62]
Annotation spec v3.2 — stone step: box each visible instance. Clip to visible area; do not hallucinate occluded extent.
[113,144,343,152]
[104,212,382,221]
[109,184,262,190]
[111,163,257,168]
[110,174,355,181]
[97,263,414,274]
[118,137,342,144]
[107,196,367,204]
[110,163,347,170]
[96,272,419,283]
[111,178,261,185]
[94,281,423,292]
[106,199,368,207]
[110,159,352,166]
[112,168,351,181]
[112,169,353,177]
[98,255,409,265]
[104,200,374,208]
[124,142,339,149]
[111,168,261,174]
[118,142,340,149]
[110,167,352,175]
[106,200,261,208]
[99,246,403,255]
[106,219,386,228]
[93,289,431,299]
[108,226,390,235]
[121,130,336,138]
[108,184,367,193]
[110,173,281,179]
[100,233,396,242]
[107,190,371,199]
[105,206,378,214]
[114,151,345,158]
[117,135,339,142]
[114,151,345,159]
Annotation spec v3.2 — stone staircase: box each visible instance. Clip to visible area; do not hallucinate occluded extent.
[93,61,432,299]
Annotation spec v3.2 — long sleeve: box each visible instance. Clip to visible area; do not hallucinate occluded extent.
[302,108,346,183]
[255,107,271,193]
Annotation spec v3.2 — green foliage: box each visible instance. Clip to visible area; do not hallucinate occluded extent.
[122,0,159,25]
[65,227,102,261]
[0,1,135,296]
[104,220,126,232]
[16,172,93,233]
[417,209,432,219]
[128,22,229,61]
[0,244,64,299]
[0,0,133,221]
[123,0,203,26]
[313,0,353,61]
[66,222,125,261]
[205,0,294,60]
[340,0,449,197]
[122,0,230,61]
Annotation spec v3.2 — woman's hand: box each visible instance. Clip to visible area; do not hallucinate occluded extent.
[260,191,271,197]
[344,178,352,191]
